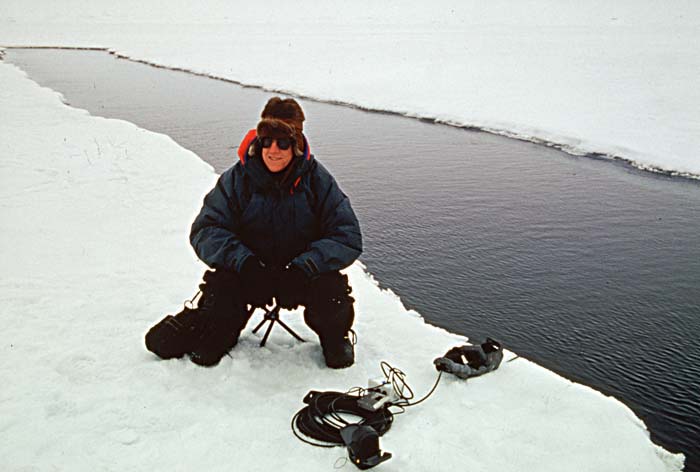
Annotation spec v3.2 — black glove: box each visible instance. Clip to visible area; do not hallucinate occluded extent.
[240,256,274,307]
[275,264,309,309]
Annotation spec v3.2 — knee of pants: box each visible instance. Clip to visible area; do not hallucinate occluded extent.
[205,268,239,288]
[304,295,355,337]
[307,271,353,303]
[305,271,353,316]
[203,269,249,318]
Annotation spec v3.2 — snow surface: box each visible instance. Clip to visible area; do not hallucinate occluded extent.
[0,61,686,470]
[0,1,698,178]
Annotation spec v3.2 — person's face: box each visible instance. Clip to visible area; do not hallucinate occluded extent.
[261,138,294,173]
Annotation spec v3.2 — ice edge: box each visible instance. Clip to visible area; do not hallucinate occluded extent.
[3,45,697,183]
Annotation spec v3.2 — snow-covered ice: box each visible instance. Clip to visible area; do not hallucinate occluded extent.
[0,1,695,468]
[0,59,685,470]
[0,1,698,178]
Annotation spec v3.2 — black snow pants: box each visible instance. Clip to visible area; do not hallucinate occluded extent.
[211,269,355,342]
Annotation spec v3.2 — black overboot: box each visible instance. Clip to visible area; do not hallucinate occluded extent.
[145,270,220,360]
[145,306,201,360]
[145,270,248,366]
[320,326,355,369]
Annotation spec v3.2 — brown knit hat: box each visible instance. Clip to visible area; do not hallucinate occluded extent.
[257,97,306,156]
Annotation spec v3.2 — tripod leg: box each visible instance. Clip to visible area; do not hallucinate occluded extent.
[275,319,306,342]
[252,306,268,334]
[252,318,267,334]
[260,318,275,347]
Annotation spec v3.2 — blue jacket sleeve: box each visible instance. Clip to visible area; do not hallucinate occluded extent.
[189,167,253,273]
[292,162,362,277]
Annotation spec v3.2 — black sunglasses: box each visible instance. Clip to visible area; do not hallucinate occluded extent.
[259,136,294,150]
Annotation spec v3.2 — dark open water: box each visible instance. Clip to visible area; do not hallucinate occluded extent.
[5,49,699,470]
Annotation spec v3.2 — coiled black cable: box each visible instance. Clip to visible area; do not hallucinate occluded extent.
[291,390,394,447]
[291,363,442,448]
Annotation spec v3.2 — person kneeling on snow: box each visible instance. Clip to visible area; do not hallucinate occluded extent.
[145,97,362,369]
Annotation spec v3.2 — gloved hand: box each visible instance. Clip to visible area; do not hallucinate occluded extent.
[275,264,309,309]
[240,256,274,307]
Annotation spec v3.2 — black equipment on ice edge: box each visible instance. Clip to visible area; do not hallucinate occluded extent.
[340,424,392,470]
[290,339,504,469]
[291,362,444,469]
[292,390,394,469]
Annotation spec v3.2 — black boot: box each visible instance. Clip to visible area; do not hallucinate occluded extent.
[145,305,202,360]
[145,272,219,360]
[145,270,246,365]
[320,330,356,369]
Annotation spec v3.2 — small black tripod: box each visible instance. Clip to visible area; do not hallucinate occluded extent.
[251,301,305,347]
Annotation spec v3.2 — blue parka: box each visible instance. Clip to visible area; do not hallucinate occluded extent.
[190,130,362,278]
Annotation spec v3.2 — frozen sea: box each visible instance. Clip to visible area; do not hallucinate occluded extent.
[5,48,698,469]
